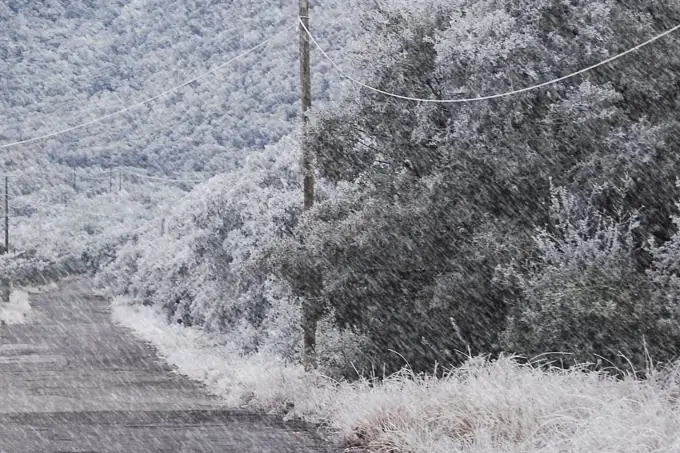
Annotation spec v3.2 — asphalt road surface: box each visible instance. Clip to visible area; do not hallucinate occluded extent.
[0,279,337,453]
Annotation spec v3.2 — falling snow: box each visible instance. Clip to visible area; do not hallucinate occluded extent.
[2,0,680,452]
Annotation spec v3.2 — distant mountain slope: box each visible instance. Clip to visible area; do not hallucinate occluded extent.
[1,0,358,175]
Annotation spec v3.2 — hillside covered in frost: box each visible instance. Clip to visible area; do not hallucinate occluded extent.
[0,0,357,277]
[1,0,355,173]
[3,0,680,403]
[5,0,680,451]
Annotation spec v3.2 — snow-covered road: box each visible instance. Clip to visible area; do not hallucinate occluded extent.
[0,279,335,452]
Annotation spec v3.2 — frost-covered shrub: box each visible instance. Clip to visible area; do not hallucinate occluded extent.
[503,187,680,370]
[0,252,62,286]
[272,176,518,375]
[100,137,368,370]
[4,183,180,289]
[648,208,680,327]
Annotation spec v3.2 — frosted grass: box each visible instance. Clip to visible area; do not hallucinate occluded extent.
[0,290,32,325]
[112,297,680,453]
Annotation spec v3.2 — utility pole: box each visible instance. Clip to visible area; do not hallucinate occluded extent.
[299,0,317,371]
[4,176,8,254]
[73,167,77,191]
[109,167,113,193]
[1,176,7,303]
[119,169,122,192]
[1,176,8,302]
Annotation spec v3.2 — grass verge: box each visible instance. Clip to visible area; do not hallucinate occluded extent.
[111,297,680,453]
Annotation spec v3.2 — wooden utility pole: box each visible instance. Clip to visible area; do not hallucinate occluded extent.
[109,167,113,193]
[299,0,317,371]
[73,167,77,191]
[300,0,313,211]
[4,176,8,254]
[1,176,8,302]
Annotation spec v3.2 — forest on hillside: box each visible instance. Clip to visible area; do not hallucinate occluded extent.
[1,0,354,173]
[4,0,680,378]
[0,0,356,284]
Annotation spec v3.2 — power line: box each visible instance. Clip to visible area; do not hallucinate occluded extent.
[4,167,206,185]
[76,26,248,110]
[8,203,126,219]
[0,24,295,150]
[122,169,205,183]
[8,194,165,216]
[77,173,115,182]
[298,17,680,103]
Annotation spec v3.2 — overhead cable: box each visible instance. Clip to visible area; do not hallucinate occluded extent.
[122,169,205,183]
[0,24,294,150]
[298,17,680,103]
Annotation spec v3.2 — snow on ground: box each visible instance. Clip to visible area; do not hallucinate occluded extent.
[0,290,32,325]
[112,297,680,453]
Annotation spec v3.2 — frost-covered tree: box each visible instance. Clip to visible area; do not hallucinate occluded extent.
[648,207,680,331]
[102,136,301,328]
[101,136,369,371]
[276,0,680,373]
[502,187,680,370]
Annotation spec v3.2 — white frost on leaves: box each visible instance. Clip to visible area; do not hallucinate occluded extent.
[0,290,31,325]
